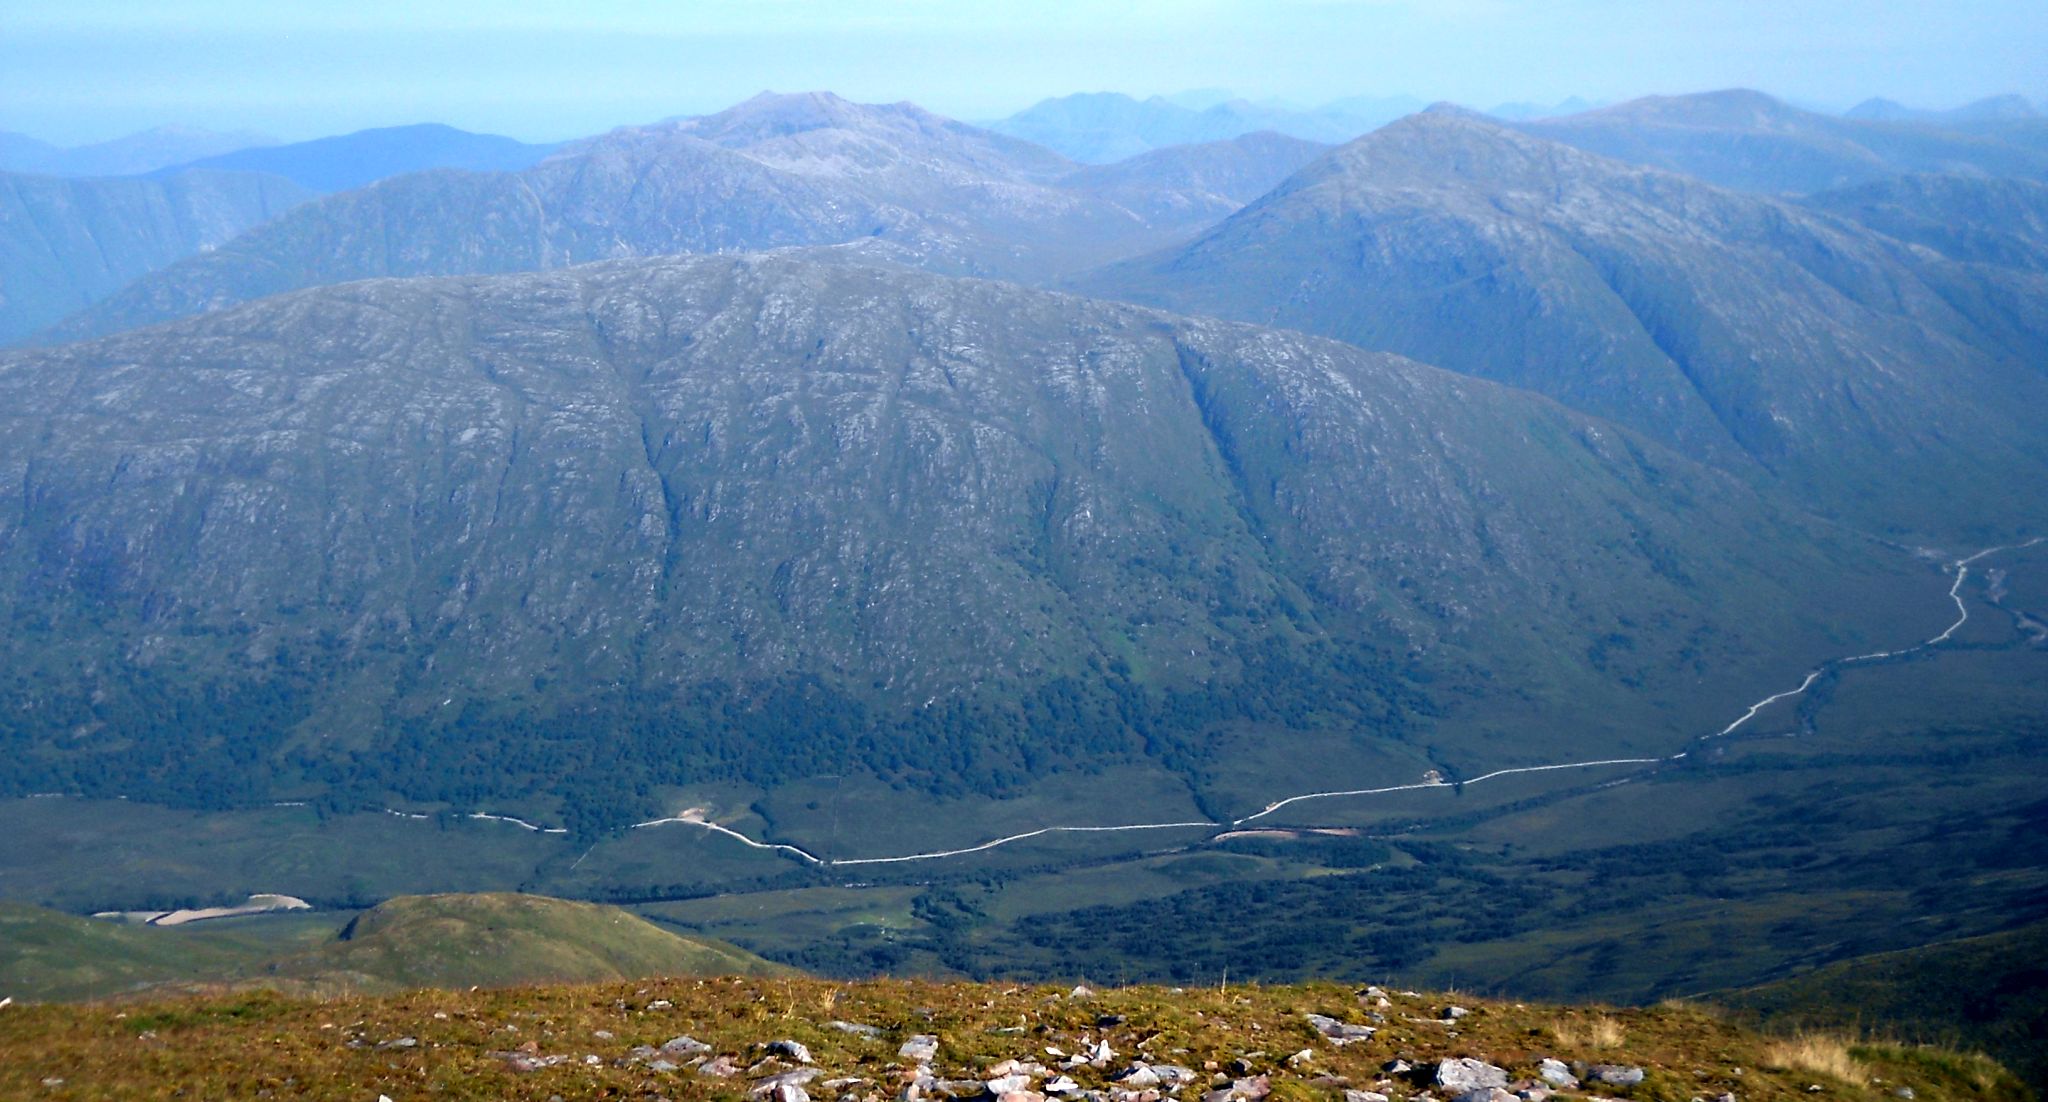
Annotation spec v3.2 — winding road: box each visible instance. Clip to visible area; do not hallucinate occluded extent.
[448,537,2045,867]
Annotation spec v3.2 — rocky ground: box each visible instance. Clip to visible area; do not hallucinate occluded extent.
[0,977,2023,1101]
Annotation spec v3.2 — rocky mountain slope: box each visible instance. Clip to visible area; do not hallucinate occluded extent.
[0,254,1923,830]
[1516,89,2048,194]
[157,122,558,193]
[0,167,310,341]
[0,972,2025,1101]
[1800,174,2048,271]
[40,92,1296,344]
[1080,109,2048,539]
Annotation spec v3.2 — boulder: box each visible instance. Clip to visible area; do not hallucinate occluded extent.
[1305,1013,1378,1045]
[1436,1058,1509,1093]
[1587,1065,1644,1086]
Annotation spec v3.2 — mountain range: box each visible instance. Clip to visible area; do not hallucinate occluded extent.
[34,93,1314,344]
[987,91,1425,162]
[1080,108,2048,540]
[1845,93,2039,123]
[1514,89,2048,194]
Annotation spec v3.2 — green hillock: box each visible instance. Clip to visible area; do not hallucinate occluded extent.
[275,892,789,991]
[0,893,782,1003]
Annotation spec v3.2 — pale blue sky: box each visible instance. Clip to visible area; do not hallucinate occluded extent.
[4,0,2043,143]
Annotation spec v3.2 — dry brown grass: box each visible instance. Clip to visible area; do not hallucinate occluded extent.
[0,977,2021,1101]
[1551,1012,1626,1049]
[1762,1032,1870,1084]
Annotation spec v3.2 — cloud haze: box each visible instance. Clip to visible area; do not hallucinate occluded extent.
[3,0,2043,142]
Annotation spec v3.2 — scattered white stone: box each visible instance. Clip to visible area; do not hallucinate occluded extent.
[1114,1064,1162,1088]
[1305,1013,1377,1045]
[1436,1058,1508,1093]
[901,1034,940,1062]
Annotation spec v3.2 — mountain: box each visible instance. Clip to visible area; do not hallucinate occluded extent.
[157,123,558,193]
[1802,173,2048,271]
[0,126,279,176]
[42,92,1296,343]
[1516,89,2048,194]
[0,972,2028,1100]
[1486,96,1597,121]
[1079,109,2048,539]
[0,253,1925,832]
[987,92,1408,163]
[1058,131,1329,224]
[1846,94,2040,123]
[0,167,311,342]
[0,893,780,1001]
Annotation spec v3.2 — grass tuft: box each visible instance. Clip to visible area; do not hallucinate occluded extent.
[1551,1012,1626,1049]
[1762,1032,1869,1084]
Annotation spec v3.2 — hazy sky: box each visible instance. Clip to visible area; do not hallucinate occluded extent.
[4,0,2044,143]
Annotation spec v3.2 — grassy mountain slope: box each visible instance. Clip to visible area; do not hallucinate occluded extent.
[0,893,780,1003]
[1081,109,2048,539]
[0,167,309,341]
[0,254,1930,831]
[0,903,322,1002]
[274,894,787,992]
[0,975,2026,1101]
[1721,920,2048,1090]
